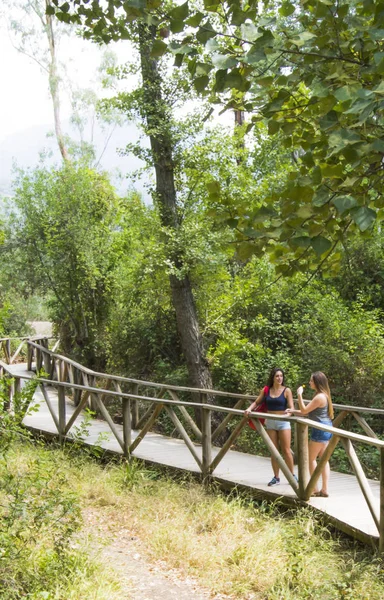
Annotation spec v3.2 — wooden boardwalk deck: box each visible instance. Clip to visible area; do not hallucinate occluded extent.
[8,362,380,548]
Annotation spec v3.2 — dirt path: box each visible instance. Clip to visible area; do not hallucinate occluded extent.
[83,507,232,600]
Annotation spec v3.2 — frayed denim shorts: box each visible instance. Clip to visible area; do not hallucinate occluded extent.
[310,418,333,442]
[265,418,291,431]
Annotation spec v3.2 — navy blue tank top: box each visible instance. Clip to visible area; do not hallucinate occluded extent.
[266,388,287,411]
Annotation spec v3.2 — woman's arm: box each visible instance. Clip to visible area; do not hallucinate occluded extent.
[286,388,324,416]
[245,389,265,416]
[285,387,294,410]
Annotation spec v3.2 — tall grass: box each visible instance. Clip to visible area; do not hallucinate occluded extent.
[50,451,384,600]
[3,437,384,600]
[0,378,123,600]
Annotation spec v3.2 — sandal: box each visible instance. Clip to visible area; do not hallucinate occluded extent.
[313,491,329,497]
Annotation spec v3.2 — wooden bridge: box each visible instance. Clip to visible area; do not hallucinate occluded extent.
[1,336,383,551]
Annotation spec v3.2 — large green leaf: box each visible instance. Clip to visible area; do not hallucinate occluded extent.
[351,206,377,231]
[279,2,295,16]
[311,236,332,256]
[194,75,210,92]
[196,22,216,43]
[212,54,238,69]
[169,1,189,21]
[150,40,168,58]
[291,31,317,47]
[332,195,358,214]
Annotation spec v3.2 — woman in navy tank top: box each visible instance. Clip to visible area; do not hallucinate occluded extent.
[245,367,297,487]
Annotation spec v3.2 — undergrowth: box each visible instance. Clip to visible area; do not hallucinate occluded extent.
[42,450,384,600]
[0,378,122,600]
[2,375,384,599]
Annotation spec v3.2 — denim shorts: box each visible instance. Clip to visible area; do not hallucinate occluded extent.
[265,418,291,431]
[310,418,333,442]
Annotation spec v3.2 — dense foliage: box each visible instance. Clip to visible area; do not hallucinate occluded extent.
[7,164,120,368]
[53,0,384,275]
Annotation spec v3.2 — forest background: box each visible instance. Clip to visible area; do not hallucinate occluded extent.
[1,0,384,442]
[1,1,384,598]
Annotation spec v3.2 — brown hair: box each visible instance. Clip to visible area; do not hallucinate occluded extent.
[266,367,285,388]
[311,371,334,420]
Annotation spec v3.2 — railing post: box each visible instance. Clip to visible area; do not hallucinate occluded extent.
[131,383,139,429]
[27,342,33,371]
[5,339,11,364]
[36,343,42,373]
[58,385,66,443]
[14,376,21,396]
[201,404,212,479]
[122,397,132,457]
[380,447,384,553]
[296,421,310,500]
[42,338,50,374]
[73,368,82,407]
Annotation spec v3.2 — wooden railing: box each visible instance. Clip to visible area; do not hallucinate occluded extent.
[0,336,59,365]
[1,337,384,550]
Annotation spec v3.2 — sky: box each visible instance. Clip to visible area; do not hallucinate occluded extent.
[0,31,53,141]
[0,6,232,199]
[0,15,134,143]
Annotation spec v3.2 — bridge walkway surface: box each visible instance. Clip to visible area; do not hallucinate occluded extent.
[6,361,381,549]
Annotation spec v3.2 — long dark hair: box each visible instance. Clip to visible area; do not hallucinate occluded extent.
[266,367,285,388]
[311,371,334,419]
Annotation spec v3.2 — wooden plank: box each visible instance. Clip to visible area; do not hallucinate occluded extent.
[167,389,202,440]
[122,397,132,455]
[380,448,384,553]
[210,416,248,473]
[296,422,309,499]
[58,386,66,442]
[128,403,164,453]
[64,390,92,435]
[5,339,11,364]
[40,383,60,431]
[131,383,139,429]
[351,412,378,439]
[211,398,245,442]
[94,394,125,452]
[164,406,202,470]
[201,406,212,479]
[341,438,380,532]
[27,343,33,371]
[11,341,25,365]
[136,401,159,430]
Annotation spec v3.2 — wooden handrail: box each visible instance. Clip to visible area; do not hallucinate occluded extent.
[2,358,383,550]
[26,340,384,415]
[3,367,384,451]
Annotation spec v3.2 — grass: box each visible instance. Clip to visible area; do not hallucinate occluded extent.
[3,438,384,600]
[0,439,124,600]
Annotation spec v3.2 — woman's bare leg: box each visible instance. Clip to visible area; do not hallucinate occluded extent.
[278,428,294,474]
[267,429,280,477]
[309,441,329,494]
[317,442,330,494]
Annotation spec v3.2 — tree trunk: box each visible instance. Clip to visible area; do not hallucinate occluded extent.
[137,23,215,399]
[45,0,69,162]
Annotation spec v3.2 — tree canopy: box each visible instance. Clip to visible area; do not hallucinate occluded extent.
[51,0,384,274]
